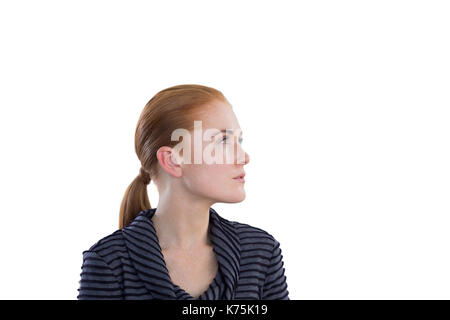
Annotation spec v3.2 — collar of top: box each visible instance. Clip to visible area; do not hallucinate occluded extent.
[122,207,241,300]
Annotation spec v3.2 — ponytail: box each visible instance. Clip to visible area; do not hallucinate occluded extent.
[118,166,151,229]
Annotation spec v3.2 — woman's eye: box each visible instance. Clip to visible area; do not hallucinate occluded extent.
[221,136,243,144]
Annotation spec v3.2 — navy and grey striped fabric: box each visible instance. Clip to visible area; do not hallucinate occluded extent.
[77,207,289,300]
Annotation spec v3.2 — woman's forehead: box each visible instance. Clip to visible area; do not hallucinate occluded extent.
[200,110,240,131]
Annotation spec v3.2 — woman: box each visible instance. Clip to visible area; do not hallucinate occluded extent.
[77,84,289,300]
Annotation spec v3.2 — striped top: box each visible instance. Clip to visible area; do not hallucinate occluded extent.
[77,207,289,300]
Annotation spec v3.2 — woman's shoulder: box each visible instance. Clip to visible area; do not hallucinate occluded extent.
[83,228,126,259]
[227,217,282,252]
[83,210,150,256]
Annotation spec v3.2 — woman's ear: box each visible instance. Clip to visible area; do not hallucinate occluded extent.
[156,146,182,178]
[168,153,180,166]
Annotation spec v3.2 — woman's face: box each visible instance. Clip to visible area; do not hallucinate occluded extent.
[176,99,250,204]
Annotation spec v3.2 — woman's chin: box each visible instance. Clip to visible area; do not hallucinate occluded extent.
[223,191,246,203]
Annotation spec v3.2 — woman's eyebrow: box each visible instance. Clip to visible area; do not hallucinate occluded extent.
[217,129,243,137]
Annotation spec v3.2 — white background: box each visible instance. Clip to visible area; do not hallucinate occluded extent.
[0,0,449,299]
